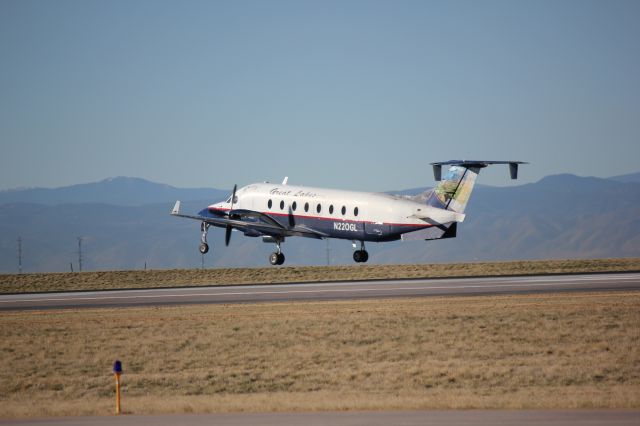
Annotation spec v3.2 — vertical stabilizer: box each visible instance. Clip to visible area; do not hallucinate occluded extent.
[426,165,480,213]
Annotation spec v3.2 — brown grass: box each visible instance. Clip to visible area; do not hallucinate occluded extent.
[1,258,639,294]
[1,291,639,417]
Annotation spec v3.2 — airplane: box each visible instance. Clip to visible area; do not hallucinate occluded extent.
[171,160,526,265]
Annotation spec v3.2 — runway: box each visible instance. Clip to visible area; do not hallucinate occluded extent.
[3,410,640,426]
[1,272,639,311]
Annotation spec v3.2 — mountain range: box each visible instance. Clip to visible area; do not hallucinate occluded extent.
[0,177,228,206]
[1,173,639,273]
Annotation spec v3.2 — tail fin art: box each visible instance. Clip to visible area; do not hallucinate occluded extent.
[427,160,526,213]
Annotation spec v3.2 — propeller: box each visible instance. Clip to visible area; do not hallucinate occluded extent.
[288,205,295,227]
[225,225,232,246]
[225,184,237,246]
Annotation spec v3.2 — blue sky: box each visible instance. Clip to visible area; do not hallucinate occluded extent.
[1,0,639,192]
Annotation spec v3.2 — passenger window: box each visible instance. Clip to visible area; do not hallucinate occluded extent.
[292,201,297,211]
[341,206,346,215]
[304,202,309,212]
[268,199,272,209]
[354,207,359,216]
[329,205,334,214]
[280,200,285,210]
[316,204,321,214]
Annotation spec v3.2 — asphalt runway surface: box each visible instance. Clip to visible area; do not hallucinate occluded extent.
[1,272,639,311]
[3,410,640,426]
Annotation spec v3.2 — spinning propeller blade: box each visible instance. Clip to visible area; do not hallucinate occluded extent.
[225,184,237,247]
[229,184,237,210]
[288,205,295,227]
[225,225,232,246]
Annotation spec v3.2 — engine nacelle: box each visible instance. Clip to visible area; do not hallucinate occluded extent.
[243,230,261,237]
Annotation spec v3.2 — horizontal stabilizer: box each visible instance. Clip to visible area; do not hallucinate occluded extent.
[431,160,527,181]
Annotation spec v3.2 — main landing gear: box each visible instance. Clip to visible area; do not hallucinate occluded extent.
[353,241,369,263]
[269,238,285,266]
[199,222,210,254]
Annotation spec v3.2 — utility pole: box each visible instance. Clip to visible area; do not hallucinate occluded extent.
[77,237,83,272]
[325,239,331,266]
[17,237,22,274]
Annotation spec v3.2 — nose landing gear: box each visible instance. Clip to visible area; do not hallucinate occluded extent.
[199,222,210,254]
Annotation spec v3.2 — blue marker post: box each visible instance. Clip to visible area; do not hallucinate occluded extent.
[113,360,122,415]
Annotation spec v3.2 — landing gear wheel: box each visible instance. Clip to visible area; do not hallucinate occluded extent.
[269,252,285,265]
[353,250,369,263]
[199,242,209,254]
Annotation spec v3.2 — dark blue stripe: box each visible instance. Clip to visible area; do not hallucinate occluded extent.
[198,208,431,242]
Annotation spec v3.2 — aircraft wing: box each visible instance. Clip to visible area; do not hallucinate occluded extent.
[229,209,328,239]
[227,209,284,228]
[171,201,325,239]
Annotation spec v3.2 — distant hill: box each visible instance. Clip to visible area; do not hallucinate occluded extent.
[0,174,638,273]
[0,177,228,206]
[610,172,640,184]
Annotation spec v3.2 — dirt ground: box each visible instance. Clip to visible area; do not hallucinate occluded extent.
[1,291,638,417]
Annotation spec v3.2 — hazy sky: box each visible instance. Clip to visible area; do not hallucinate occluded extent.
[1,0,639,192]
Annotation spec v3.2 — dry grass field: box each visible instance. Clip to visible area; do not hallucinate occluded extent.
[1,258,639,294]
[1,291,639,417]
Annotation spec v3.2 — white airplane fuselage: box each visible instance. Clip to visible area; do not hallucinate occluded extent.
[202,182,458,242]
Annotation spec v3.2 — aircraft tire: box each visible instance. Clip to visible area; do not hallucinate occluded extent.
[199,243,209,254]
[353,250,362,263]
[269,252,280,265]
[277,253,285,265]
[361,250,369,263]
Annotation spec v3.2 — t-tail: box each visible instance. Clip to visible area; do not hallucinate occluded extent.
[403,160,526,242]
[426,160,526,213]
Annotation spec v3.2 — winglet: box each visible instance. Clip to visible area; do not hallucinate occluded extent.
[171,200,181,215]
[282,177,289,185]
